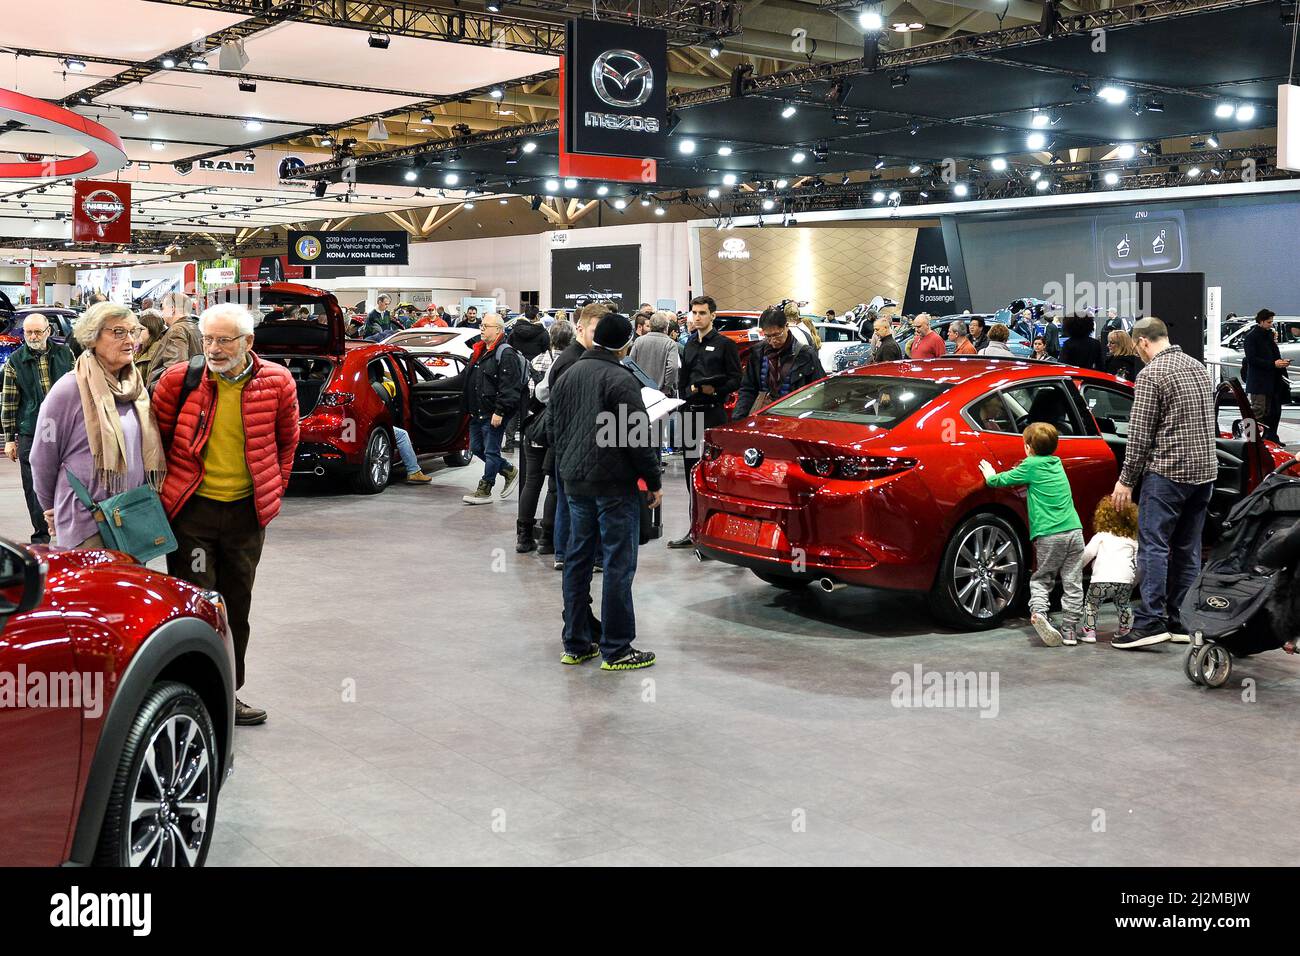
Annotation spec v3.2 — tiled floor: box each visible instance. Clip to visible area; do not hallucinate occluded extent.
[5,422,1299,866]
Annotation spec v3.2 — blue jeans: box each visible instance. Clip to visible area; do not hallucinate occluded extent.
[554,472,569,561]
[394,427,419,473]
[468,416,508,486]
[562,492,640,661]
[1135,473,1214,633]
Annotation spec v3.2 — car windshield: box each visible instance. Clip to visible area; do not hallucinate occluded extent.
[391,331,462,348]
[763,375,949,427]
[714,314,758,331]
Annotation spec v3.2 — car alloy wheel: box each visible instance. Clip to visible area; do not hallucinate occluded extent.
[951,523,1020,621]
[354,428,392,493]
[128,713,213,866]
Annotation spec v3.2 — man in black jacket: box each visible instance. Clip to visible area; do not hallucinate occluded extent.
[733,305,825,419]
[461,313,524,504]
[548,312,662,670]
[1243,308,1290,441]
[667,295,741,548]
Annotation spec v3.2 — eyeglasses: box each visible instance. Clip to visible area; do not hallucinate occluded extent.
[760,329,787,340]
[23,327,50,337]
[201,335,244,347]
[105,326,145,340]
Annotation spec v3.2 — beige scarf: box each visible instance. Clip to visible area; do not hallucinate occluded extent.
[74,350,167,494]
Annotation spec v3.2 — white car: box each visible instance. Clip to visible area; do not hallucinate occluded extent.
[1215,317,1300,400]
[385,327,481,379]
[812,321,864,372]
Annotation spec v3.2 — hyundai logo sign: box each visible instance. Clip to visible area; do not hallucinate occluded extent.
[718,237,750,260]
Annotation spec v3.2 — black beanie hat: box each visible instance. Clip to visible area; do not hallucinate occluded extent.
[593,312,634,351]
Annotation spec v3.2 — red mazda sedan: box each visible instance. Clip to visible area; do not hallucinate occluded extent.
[232,283,472,493]
[0,539,236,866]
[691,357,1289,629]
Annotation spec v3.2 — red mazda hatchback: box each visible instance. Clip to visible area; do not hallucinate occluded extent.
[228,283,472,493]
[0,539,235,866]
[691,357,1290,629]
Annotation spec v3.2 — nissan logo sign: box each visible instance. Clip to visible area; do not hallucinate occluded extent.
[743,448,763,467]
[80,189,125,238]
[591,49,654,108]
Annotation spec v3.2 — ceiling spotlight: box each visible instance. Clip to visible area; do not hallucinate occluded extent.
[450,125,470,138]
[953,183,969,197]
[1104,171,1120,185]
[890,71,909,89]
[872,190,885,203]
[859,7,884,31]
[219,38,249,71]
[813,143,829,163]
[314,180,328,198]
[1235,103,1256,123]
[405,170,418,182]
[320,134,333,146]
[792,152,806,164]
[445,172,459,185]
[63,58,87,73]
[1210,166,1223,177]
[522,141,537,153]
[489,86,504,100]
[486,0,503,11]
[708,37,723,58]
[1097,85,1127,104]
[1028,168,1042,180]
[464,201,475,209]
[420,114,435,125]
[678,138,696,154]
[1205,135,1220,148]
[640,197,651,206]
[368,33,391,49]
[1145,97,1164,113]
[723,173,738,185]
[1187,166,1201,178]
[545,179,559,192]
[918,190,929,198]
[890,0,925,31]
[564,178,577,189]
[239,79,257,93]
[888,190,900,202]
[151,141,165,151]
[907,123,921,136]
[367,118,389,142]
[1031,110,1050,129]
[1115,143,1136,160]
[781,104,797,119]
[1026,131,1047,150]
[613,198,627,209]
[707,187,721,199]
[1036,178,1050,191]
[1072,79,1094,95]
[243,119,263,131]
[717,145,733,156]
[161,57,176,69]
[190,56,208,70]
[908,164,922,174]
[132,110,149,121]
[775,178,789,189]
[1215,100,1235,118]
[990,157,1008,171]
[762,198,775,210]
[499,197,509,204]
[874,158,885,169]
[654,206,666,216]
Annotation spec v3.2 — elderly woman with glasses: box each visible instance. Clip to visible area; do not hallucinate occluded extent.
[29,302,166,548]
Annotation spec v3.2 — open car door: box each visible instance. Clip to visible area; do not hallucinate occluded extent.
[399,352,469,453]
[240,283,346,356]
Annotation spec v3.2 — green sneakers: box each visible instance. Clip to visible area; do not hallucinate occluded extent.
[560,646,600,665]
[600,649,657,671]
[462,479,493,505]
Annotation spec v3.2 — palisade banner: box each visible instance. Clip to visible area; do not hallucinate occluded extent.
[902,226,963,314]
[287,230,408,267]
[564,19,668,160]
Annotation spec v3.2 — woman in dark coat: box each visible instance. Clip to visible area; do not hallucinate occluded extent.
[1058,314,1105,371]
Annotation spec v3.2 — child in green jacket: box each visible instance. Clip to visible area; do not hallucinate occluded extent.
[979,422,1085,646]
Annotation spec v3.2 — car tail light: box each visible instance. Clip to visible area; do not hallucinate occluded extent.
[318,392,353,407]
[703,439,723,461]
[798,455,917,480]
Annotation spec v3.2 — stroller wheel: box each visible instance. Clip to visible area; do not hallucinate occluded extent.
[1184,647,1204,686]
[1194,642,1233,689]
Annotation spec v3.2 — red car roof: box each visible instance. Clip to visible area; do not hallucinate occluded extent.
[846,356,1127,389]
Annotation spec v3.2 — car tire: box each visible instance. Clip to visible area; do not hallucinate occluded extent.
[353,428,392,494]
[931,512,1027,630]
[94,681,220,867]
[443,447,472,468]
[752,569,808,591]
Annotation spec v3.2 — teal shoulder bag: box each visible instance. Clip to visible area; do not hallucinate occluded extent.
[65,469,177,562]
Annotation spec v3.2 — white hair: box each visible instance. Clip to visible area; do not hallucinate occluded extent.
[200,302,256,337]
[74,302,133,348]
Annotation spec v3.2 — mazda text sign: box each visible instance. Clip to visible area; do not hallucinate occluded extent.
[565,19,668,159]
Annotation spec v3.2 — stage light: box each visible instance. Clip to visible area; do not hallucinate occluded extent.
[908,164,921,174]
[488,86,504,100]
[1205,135,1219,148]
[405,170,418,182]
[889,190,900,201]
[486,0,503,11]
[655,206,665,216]
[1187,166,1201,178]
[1029,168,1042,180]
[1097,85,1127,104]
[859,7,884,31]
[1072,79,1093,94]
[679,139,696,154]
[890,71,909,88]
[1115,143,1136,160]
[522,141,537,153]
[190,57,208,70]
[1026,132,1047,150]
[1031,110,1050,128]
[775,178,788,189]
[64,59,86,72]
[990,157,1008,171]
[239,80,257,93]
[564,178,577,189]
[792,152,805,164]
[1036,179,1050,191]
[918,190,929,198]
[640,197,651,206]
[368,33,391,49]
[1235,103,1256,122]
[613,198,627,209]
[314,180,328,198]
[420,114,434,125]
[320,134,334,146]
[953,183,969,197]
[243,119,263,131]
[1104,171,1119,185]
[1145,97,1164,112]
[708,37,723,58]
[723,173,738,185]
[717,145,732,156]
[1210,166,1223,177]
[1214,101,1234,118]
[596,185,608,196]
[545,179,559,192]
[707,188,721,199]
[445,172,459,185]
[161,57,176,69]
[762,198,775,210]
[151,141,165,151]
[872,190,885,203]
[874,158,885,169]
[813,143,829,163]
[781,104,796,118]
[133,110,149,121]
[890,0,925,31]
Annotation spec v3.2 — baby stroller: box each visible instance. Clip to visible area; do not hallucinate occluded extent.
[1181,459,1300,687]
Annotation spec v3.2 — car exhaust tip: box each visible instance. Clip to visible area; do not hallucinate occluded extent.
[693,549,705,563]
[313,466,325,477]
[818,577,846,593]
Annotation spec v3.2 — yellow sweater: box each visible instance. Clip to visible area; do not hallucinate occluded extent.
[198,373,253,501]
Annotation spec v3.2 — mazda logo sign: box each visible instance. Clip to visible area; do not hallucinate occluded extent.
[743,448,763,467]
[591,49,653,108]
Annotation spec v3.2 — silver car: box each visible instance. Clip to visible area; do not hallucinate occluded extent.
[1215,317,1300,400]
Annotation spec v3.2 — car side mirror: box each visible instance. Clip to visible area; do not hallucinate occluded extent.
[1094,415,1118,435]
[0,538,46,629]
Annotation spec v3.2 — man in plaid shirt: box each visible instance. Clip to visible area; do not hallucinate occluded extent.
[1110,317,1216,649]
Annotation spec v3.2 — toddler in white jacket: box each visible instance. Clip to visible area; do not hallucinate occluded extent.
[1081,497,1140,644]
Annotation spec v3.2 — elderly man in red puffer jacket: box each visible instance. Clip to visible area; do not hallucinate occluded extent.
[152,301,299,727]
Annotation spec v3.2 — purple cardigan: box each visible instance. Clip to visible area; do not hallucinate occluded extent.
[30,373,146,548]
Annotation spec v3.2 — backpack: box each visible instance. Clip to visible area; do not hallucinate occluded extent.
[496,343,533,409]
